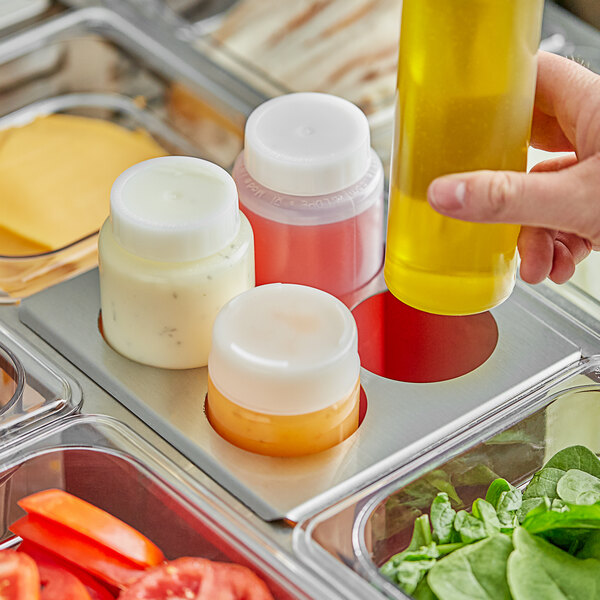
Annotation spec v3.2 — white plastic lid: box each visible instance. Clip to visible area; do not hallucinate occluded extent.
[244,93,371,196]
[110,156,240,263]
[208,284,360,415]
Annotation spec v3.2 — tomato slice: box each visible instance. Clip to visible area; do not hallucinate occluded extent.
[19,541,116,600]
[0,549,40,599]
[118,557,214,599]
[199,562,275,600]
[35,560,92,600]
[11,515,144,589]
[19,490,164,568]
[118,558,274,600]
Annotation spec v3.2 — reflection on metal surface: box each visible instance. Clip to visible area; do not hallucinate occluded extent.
[19,269,583,521]
[352,291,498,383]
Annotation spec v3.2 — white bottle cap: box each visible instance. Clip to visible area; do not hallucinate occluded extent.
[208,284,360,416]
[244,93,371,196]
[110,156,240,263]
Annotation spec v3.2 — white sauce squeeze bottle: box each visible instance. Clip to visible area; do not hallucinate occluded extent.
[99,156,254,369]
[206,283,361,457]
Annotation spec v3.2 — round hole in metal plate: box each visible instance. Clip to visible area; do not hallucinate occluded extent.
[352,291,498,383]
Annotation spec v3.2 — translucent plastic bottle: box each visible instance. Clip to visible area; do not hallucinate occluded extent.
[99,156,254,369]
[384,0,544,315]
[206,284,360,457]
[234,93,384,302]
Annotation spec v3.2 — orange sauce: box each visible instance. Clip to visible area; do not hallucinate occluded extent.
[206,376,360,457]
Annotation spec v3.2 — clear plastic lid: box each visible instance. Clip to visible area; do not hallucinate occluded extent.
[208,283,360,415]
[244,93,372,197]
[110,156,240,262]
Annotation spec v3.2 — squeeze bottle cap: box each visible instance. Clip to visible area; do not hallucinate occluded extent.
[244,93,371,196]
[208,283,360,415]
[110,156,240,263]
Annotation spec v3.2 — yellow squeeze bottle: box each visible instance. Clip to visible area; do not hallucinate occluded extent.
[384,0,544,315]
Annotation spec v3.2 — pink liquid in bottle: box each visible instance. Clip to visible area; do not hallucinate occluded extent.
[234,93,384,303]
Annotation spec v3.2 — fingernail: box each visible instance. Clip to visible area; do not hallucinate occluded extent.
[428,179,466,211]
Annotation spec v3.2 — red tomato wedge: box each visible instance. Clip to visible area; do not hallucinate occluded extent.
[19,541,116,600]
[36,561,92,600]
[11,515,144,590]
[19,490,164,568]
[0,550,40,599]
[200,562,275,600]
[118,558,275,600]
[117,557,214,599]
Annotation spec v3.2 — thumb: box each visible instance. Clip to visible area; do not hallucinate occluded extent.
[427,153,600,247]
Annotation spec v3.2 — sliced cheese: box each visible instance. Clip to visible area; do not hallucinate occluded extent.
[0,114,166,253]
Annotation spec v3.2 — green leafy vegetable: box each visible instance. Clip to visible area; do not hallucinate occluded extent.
[453,510,487,544]
[556,469,600,505]
[518,467,564,521]
[507,527,600,600]
[522,501,600,535]
[577,530,600,560]
[413,576,439,600]
[427,535,513,600]
[472,499,502,538]
[518,446,600,523]
[431,493,456,544]
[544,446,600,478]
[484,479,508,507]
[380,446,600,600]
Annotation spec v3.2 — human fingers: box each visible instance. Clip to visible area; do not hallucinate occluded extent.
[530,106,574,152]
[517,226,554,284]
[529,153,578,173]
[535,51,600,157]
[427,153,600,246]
[549,232,593,284]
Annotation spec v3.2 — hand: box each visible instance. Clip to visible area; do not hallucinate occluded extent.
[427,51,600,285]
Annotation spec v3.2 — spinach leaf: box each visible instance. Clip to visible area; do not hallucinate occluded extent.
[518,497,546,523]
[522,467,564,501]
[507,527,600,600]
[522,501,600,535]
[544,445,600,478]
[577,530,600,560]
[382,557,437,595]
[519,447,600,522]
[431,493,456,544]
[414,576,440,600]
[484,478,521,532]
[485,478,512,509]
[409,514,434,551]
[380,515,436,593]
[454,510,487,544]
[519,467,565,521]
[521,501,600,555]
[428,534,513,600]
[496,487,522,515]
[557,469,600,505]
[472,499,502,537]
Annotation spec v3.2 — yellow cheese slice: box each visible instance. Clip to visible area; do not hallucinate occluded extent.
[0,114,167,253]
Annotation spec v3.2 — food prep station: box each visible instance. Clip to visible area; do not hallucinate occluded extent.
[0,1,599,598]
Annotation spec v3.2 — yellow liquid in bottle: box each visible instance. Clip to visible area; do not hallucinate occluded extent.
[384,0,544,315]
[206,376,360,457]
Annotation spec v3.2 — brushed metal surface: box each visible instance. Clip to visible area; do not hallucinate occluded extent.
[19,269,581,520]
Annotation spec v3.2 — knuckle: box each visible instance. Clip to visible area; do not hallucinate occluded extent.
[485,172,521,218]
